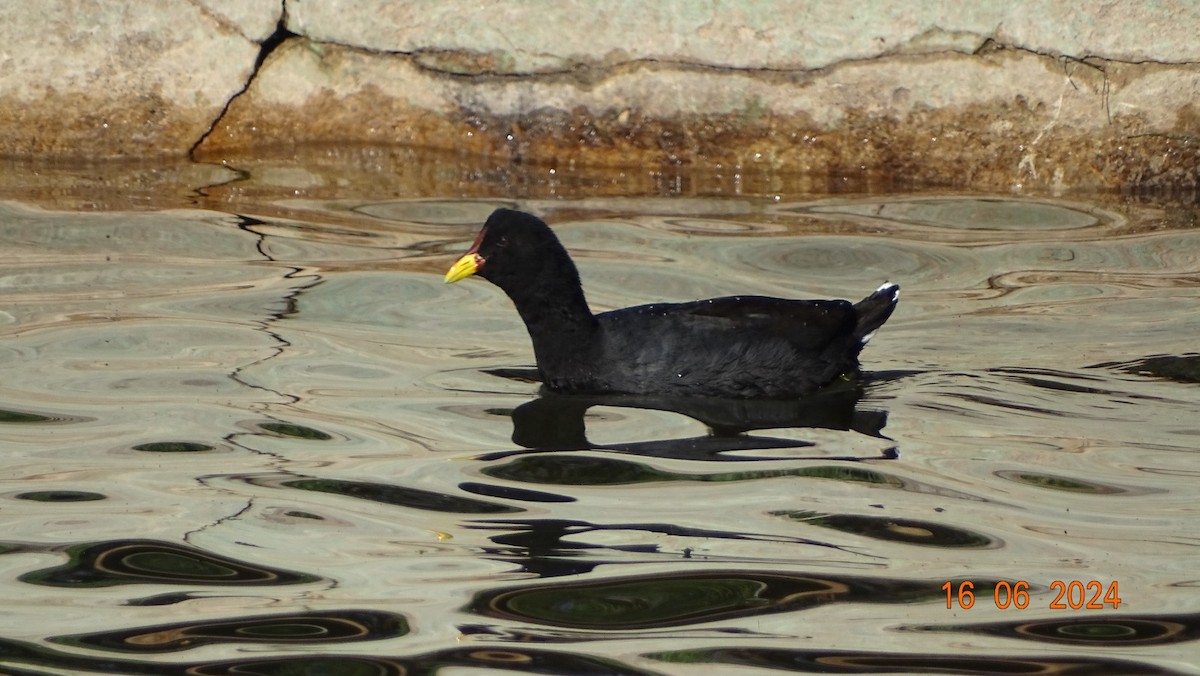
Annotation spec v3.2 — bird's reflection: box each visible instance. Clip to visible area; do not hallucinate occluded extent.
[481,369,907,462]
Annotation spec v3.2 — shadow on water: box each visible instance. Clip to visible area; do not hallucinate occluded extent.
[450,372,927,580]
[478,368,913,462]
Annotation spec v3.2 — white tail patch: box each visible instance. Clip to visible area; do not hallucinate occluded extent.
[861,283,899,345]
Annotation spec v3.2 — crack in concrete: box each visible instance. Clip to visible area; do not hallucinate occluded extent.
[265,30,1200,83]
[188,0,297,160]
[186,17,1200,169]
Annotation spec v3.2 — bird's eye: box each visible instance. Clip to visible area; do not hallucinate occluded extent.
[495,236,509,249]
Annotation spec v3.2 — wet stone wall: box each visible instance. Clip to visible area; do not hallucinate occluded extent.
[2,1,1198,192]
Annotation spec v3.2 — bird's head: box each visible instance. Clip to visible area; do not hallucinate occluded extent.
[444,208,572,289]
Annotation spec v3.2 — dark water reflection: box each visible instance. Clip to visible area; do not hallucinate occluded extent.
[1093,353,1200,384]
[470,570,952,629]
[15,539,321,587]
[52,609,409,653]
[0,640,655,675]
[907,612,1200,648]
[2,193,1197,674]
[648,646,1183,675]
[496,374,899,453]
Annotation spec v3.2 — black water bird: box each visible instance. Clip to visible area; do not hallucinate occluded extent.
[445,208,898,399]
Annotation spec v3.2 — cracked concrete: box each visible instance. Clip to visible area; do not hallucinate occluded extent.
[2,1,1198,191]
[189,4,296,156]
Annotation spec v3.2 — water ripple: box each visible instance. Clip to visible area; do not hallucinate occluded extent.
[1,193,1195,674]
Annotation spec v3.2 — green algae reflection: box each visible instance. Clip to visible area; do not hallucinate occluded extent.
[648,645,1165,674]
[0,407,91,424]
[52,609,409,653]
[131,441,214,453]
[20,539,320,588]
[774,510,993,548]
[283,478,522,514]
[909,611,1200,647]
[259,422,333,440]
[0,408,53,423]
[994,470,1126,494]
[16,491,106,502]
[472,570,942,630]
[482,454,902,487]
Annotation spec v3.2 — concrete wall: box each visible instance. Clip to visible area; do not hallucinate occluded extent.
[3,1,1198,191]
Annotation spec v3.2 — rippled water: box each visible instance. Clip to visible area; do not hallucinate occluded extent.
[2,192,1198,674]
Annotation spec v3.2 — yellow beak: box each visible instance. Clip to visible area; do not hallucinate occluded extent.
[444,253,482,283]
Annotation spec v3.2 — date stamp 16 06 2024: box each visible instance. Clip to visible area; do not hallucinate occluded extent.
[942,580,1122,610]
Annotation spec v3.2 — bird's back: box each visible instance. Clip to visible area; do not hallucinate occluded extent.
[580,295,866,398]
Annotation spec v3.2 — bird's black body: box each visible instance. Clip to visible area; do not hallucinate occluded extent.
[446,208,898,399]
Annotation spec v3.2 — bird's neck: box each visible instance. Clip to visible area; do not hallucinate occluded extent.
[497,267,599,382]
[510,282,599,353]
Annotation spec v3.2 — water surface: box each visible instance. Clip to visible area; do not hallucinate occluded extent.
[1,191,1198,674]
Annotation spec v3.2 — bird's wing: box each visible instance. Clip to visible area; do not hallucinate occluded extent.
[671,296,857,350]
